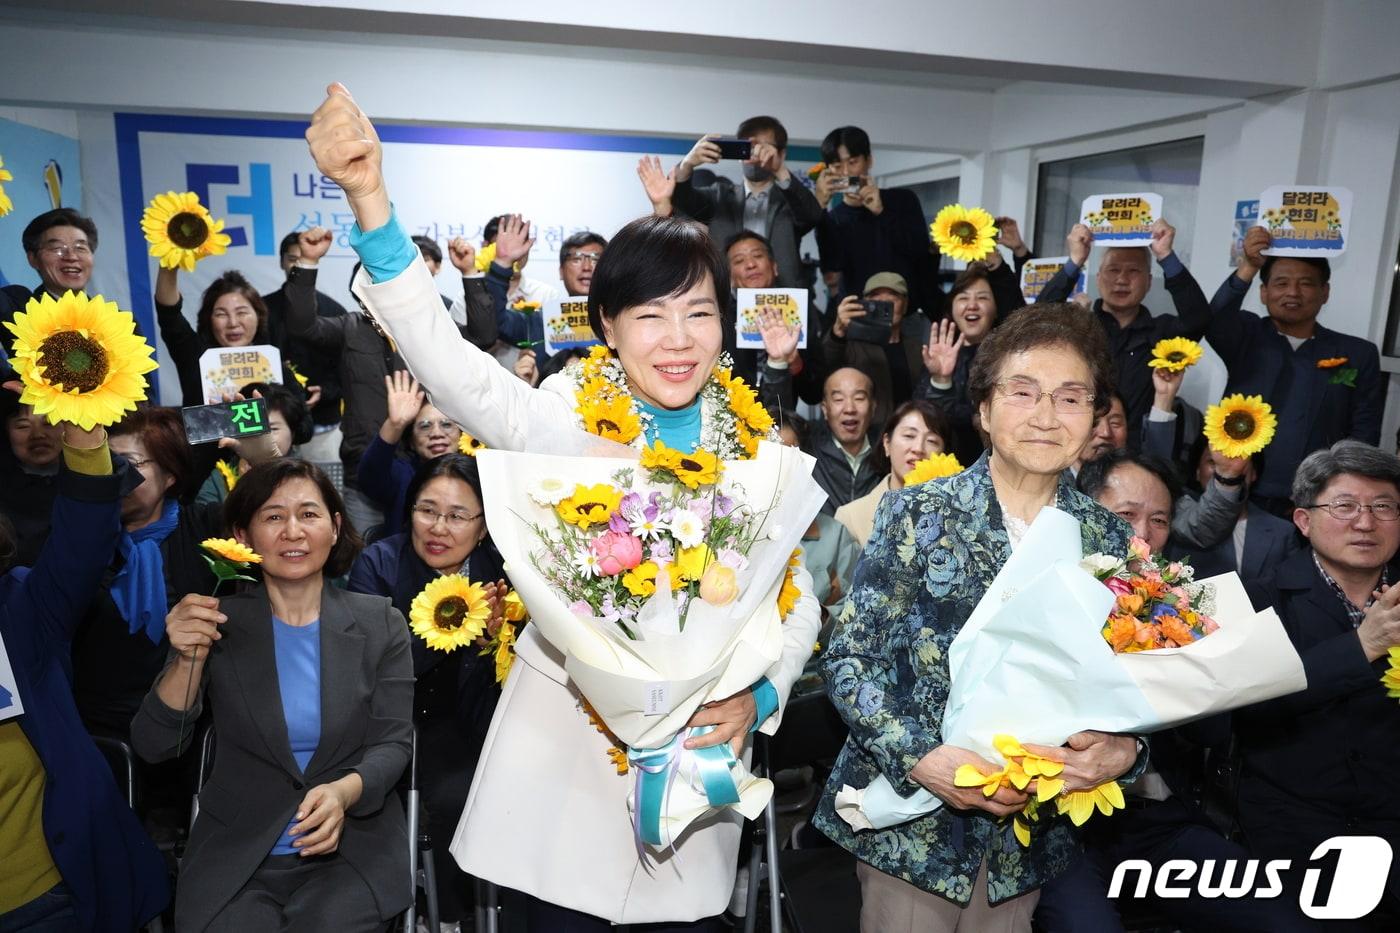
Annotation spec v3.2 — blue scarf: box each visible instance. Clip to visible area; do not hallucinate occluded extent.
[110,499,182,643]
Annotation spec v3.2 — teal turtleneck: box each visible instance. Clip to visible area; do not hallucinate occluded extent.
[639,396,703,453]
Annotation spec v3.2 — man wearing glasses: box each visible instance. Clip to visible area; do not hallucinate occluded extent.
[1234,439,1400,927]
[486,216,606,358]
[1,208,104,351]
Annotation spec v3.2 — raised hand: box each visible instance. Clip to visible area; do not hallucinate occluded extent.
[447,237,476,275]
[749,140,785,179]
[494,214,535,269]
[1240,226,1271,278]
[855,179,883,215]
[636,156,677,216]
[1066,223,1093,266]
[758,307,801,364]
[382,370,424,440]
[297,226,333,264]
[813,169,836,209]
[678,134,722,182]
[832,295,867,339]
[922,318,965,382]
[166,593,227,662]
[1150,365,1183,411]
[305,84,387,229]
[1148,218,1176,261]
[995,216,1028,256]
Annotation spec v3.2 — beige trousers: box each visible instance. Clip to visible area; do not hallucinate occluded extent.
[857,859,1040,933]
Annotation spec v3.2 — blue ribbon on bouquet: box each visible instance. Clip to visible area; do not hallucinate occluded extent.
[629,725,742,857]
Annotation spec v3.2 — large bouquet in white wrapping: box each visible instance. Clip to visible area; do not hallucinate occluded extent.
[476,438,824,852]
[835,507,1307,842]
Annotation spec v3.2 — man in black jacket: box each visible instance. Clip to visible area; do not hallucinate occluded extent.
[1037,217,1210,449]
[671,116,822,292]
[1,208,104,351]
[814,125,943,320]
[806,367,881,515]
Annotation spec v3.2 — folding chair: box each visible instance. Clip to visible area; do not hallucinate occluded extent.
[404,725,441,932]
[91,734,166,933]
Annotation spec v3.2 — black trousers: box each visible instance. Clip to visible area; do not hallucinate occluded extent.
[205,852,387,933]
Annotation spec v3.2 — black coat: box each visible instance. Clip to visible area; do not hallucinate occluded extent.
[817,187,944,320]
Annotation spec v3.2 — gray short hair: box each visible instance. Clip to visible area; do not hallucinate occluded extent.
[1291,440,1400,506]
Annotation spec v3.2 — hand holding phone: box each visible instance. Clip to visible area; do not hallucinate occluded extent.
[845,299,895,344]
[713,137,754,161]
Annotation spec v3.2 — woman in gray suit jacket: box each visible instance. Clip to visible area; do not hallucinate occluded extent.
[132,459,414,932]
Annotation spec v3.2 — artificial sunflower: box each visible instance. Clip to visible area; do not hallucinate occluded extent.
[1203,394,1277,459]
[0,154,13,218]
[777,549,802,620]
[489,622,517,684]
[200,537,262,591]
[1056,780,1126,826]
[806,162,826,181]
[579,394,642,445]
[672,448,721,490]
[512,298,541,313]
[214,459,240,493]
[502,589,527,622]
[141,191,231,272]
[930,205,998,263]
[555,483,624,529]
[201,537,262,564]
[904,452,964,487]
[410,575,490,652]
[1147,337,1203,372]
[458,432,486,456]
[1383,647,1400,701]
[4,291,158,430]
[1316,357,1348,369]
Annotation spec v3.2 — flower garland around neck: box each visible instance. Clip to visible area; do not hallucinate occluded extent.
[571,345,776,460]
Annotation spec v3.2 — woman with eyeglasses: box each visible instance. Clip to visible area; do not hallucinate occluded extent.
[347,454,508,927]
[816,303,1150,932]
[354,370,466,540]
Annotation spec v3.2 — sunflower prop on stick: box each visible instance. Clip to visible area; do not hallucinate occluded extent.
[904,452,964,487]
[4,292,158,430]
[180,538,263,737]
[1148,337,1203,373]
[1204,394,1277,459]
[411,575,492,652]
[141,191,232,271]
[931,205,998,263]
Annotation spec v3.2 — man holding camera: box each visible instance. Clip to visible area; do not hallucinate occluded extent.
[671,116,823,291]
[825,272,927,423]
[815,126,942,321]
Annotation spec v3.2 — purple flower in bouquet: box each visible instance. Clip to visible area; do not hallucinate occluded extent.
[716,547,750,572]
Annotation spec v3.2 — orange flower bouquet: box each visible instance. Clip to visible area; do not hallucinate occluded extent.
[1083,537,1220,653]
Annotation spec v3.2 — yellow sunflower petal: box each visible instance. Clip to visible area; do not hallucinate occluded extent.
[1203,394,1277,459]
[1012,814,1032,847]
[409,574,490,652]
[904,452,964,486]
[930,205,999,263]
[3,291,158,430]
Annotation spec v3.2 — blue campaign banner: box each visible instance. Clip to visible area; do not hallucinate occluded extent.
[0,117,83,292]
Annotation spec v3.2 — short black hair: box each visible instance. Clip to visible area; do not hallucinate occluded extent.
[279,231,301,262]
[737,116,787,151]
[484,215,505,244]
[774,407,808,447]
[411,235,442,265]
[1077,449,1181,510]
[586,216,726,341]
[1261,254,1331,286]
[402,453,484,526]
[22,208,98,254]
[239,381,315,447]
[820,126,871,165]
[560,231,608,270]
[723,230,773,260]
[870,400,951,477]
[224,458,363,576]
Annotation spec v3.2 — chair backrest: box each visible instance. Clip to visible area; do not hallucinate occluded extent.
[91,734,138,809]
[767,691,849,776]
[309,460,344,493]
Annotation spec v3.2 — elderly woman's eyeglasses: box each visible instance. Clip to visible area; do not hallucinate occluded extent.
[411,506,483,528]
[994,379,1095,414]
[1305,500,1400,522]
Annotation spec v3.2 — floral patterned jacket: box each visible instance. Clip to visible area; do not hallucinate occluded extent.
[813,453,1137,906]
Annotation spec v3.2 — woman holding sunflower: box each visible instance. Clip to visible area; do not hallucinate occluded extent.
[348,453,512,925]
[131,458,413,931]
[307,83,821,929]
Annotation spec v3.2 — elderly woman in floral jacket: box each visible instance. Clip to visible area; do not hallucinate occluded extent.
[815,303,1149,933]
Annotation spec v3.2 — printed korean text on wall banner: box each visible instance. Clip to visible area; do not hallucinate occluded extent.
[199,344,282,403]
[735,288,808,350]
[1257,185,1352,258]
[1019,257,1087,304]
[0,631,24,723]
[543,298,602,355]
[1230,200,1260,267]
[1079,193,1164,248]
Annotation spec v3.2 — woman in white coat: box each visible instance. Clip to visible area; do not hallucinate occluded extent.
[305,84,821,931]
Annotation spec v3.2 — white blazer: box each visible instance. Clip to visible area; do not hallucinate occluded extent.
[354,257,822,922]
